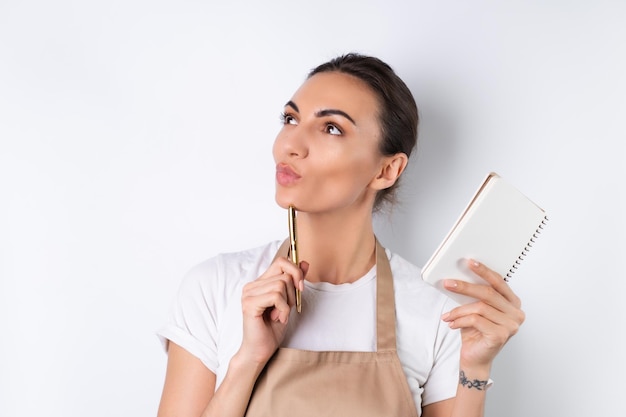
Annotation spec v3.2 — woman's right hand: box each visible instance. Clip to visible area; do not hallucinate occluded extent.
[238,257,307,365]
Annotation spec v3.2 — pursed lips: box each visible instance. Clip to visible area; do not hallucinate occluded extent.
[276,163,301,186]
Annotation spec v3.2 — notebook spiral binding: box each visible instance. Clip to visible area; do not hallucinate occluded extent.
[504,216,549,282]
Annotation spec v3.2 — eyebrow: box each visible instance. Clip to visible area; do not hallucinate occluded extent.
[285,100,356,126]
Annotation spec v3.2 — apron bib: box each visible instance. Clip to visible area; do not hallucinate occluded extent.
[245,240,419,417]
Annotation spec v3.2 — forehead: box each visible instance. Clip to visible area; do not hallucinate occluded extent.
[290,71,380,116]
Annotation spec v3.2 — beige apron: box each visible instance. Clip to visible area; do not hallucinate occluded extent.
[245,240,419,417]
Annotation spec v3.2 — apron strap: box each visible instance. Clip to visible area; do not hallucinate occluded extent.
[273,239,291,261]
[375,239,397,352]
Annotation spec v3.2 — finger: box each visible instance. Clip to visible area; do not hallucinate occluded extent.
[259,257,306,292]
[443,300,507,326]
[446,311,522,342]
[242,284,292,323]
[467,260,522,308]
[443,279,511,312]
[442,279,526,326]
[245,274,296,307]
[443,299,525,332]
[294,260,309,294]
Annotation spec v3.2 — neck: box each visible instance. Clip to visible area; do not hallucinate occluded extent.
[295,206,377,284]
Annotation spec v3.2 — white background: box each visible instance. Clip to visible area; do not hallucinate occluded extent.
[1,1,625,416]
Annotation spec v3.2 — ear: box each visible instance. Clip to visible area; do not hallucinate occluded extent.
[370,152,409,191]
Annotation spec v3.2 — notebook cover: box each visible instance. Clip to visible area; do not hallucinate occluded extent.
[421,172,546,305]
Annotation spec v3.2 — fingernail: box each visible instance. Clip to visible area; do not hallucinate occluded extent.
[444,279,458,289]
[441,312,450,321]
[470,259,480,268]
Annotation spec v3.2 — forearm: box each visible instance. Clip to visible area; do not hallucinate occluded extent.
[201,351,267,417]
[449,363,491,417]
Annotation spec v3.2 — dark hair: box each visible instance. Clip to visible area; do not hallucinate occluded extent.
[308,53,419,210]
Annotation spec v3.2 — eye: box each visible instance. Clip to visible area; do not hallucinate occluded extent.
[325,123,343,136]
[280,112,298,125]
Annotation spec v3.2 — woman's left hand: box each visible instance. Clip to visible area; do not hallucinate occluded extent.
[441,260,525,369]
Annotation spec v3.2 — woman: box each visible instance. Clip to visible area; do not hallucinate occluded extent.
[157,53,524,417]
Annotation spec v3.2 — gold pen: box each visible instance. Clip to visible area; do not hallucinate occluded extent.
[288,205,302,313]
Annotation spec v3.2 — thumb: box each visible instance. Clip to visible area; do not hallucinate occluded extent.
[299,261,310,278]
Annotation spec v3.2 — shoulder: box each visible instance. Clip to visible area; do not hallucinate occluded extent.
[387,249,459,333]
[177,240,284,300]
[388,249,454,310]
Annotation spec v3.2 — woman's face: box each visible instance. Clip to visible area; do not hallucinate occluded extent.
[273,71,386,214]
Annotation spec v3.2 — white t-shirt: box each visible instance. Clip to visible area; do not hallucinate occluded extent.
[158,240,461,411]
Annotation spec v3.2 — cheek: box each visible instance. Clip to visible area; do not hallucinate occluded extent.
[326,145,380,177]
[271,134,282,162]
[315,155,378,197]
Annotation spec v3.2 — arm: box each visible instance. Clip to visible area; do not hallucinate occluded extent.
[423,260,525,417]
[157,257,307,417]
[157,342,216,417]
[157,341,266,417]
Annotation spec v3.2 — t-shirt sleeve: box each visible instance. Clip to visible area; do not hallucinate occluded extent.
[421,297,461,407]
[157,257,223,373]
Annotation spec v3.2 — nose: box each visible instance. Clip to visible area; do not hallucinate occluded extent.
[273,126,309,160]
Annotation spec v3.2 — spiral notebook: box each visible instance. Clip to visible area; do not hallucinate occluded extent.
[421,172,547,305]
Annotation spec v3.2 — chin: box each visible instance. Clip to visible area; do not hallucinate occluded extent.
[275,193,311,213]
[275,200,290,210]
[274,192,293,210]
